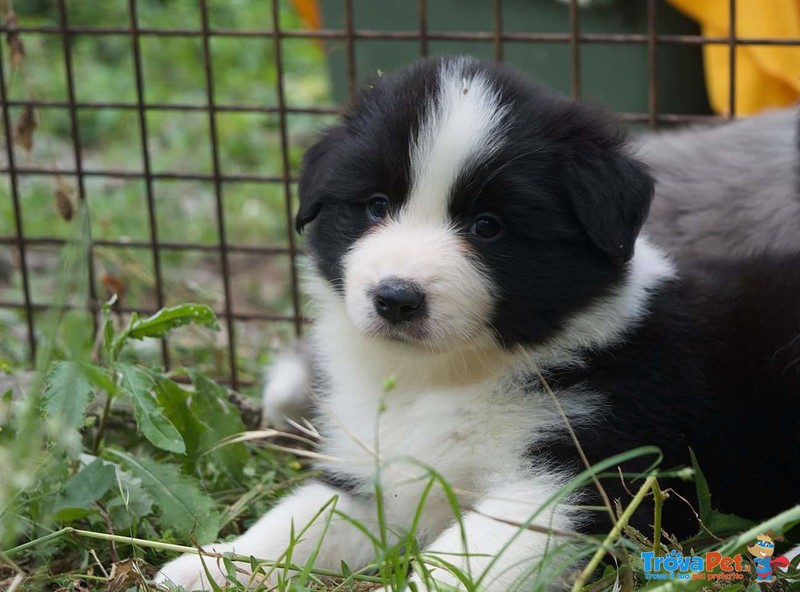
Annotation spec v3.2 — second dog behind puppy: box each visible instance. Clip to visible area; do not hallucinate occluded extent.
[639,108,800,259]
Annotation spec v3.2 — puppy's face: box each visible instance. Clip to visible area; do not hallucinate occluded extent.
[297,57,652,351]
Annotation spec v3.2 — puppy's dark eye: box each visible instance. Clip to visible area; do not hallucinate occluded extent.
[470,214,503,240]
[367,193,390,221]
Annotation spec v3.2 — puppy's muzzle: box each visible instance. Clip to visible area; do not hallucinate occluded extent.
[373,278,426,324]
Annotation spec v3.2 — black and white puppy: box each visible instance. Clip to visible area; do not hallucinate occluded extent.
[159,56,800,590]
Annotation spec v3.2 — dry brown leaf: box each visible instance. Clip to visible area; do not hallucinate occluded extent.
[108,558,142,591]
[14,105,35,151]
[54,181,74,221]
[101,273,126,300]
[4,12,25,69]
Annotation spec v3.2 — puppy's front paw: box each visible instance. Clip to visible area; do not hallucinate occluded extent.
[155,544,255,591]
[261,347,312,428]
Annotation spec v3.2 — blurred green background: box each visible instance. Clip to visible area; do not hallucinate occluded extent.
[0,0,334,389]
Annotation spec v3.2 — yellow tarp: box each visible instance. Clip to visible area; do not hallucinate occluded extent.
[667,0,800,115]
[290,0,321,30]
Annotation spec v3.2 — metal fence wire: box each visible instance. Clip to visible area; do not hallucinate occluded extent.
[0,0,796,391]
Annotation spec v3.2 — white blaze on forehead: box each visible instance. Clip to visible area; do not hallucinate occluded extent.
[338,60,505,353]
[405,59,509,223]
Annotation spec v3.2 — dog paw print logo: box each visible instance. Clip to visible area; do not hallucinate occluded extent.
[747,533,791,581]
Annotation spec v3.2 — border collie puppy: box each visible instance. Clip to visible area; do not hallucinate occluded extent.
[158,56,800,590]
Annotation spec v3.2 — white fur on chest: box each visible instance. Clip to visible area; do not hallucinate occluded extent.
[310,307,598,513]
[323,370,537,487]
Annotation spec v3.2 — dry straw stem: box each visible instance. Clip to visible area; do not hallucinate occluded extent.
[570,474,658,592]
[528,357,618,527]
[3,526,385,585]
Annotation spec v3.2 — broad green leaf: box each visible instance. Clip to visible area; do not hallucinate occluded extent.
[76,454,155,530]
[52,458,116,522]
[108,450,221,544]
[81,363,119,396]
[189,371,248,478]
[690,449,755,535]
[154,372,247,478]
[127,303,219,340]
[153,376,205,462]
[107,466,155,530]
[117,363,185,454]
[43,361,96,430]
[705,510,757,535]
[689,449,712,518]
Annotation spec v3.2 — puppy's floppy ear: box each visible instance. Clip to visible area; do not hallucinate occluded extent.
[296,126,345,233]
[565,140,654,263]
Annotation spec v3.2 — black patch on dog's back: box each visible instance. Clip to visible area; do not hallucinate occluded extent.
[533,253,800,539]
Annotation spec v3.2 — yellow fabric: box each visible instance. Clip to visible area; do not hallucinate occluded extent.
[666,0,800,115]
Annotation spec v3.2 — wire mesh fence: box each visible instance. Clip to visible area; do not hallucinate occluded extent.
[0,0,796,391]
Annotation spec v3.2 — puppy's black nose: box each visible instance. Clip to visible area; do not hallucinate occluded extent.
[374,279,425,323]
